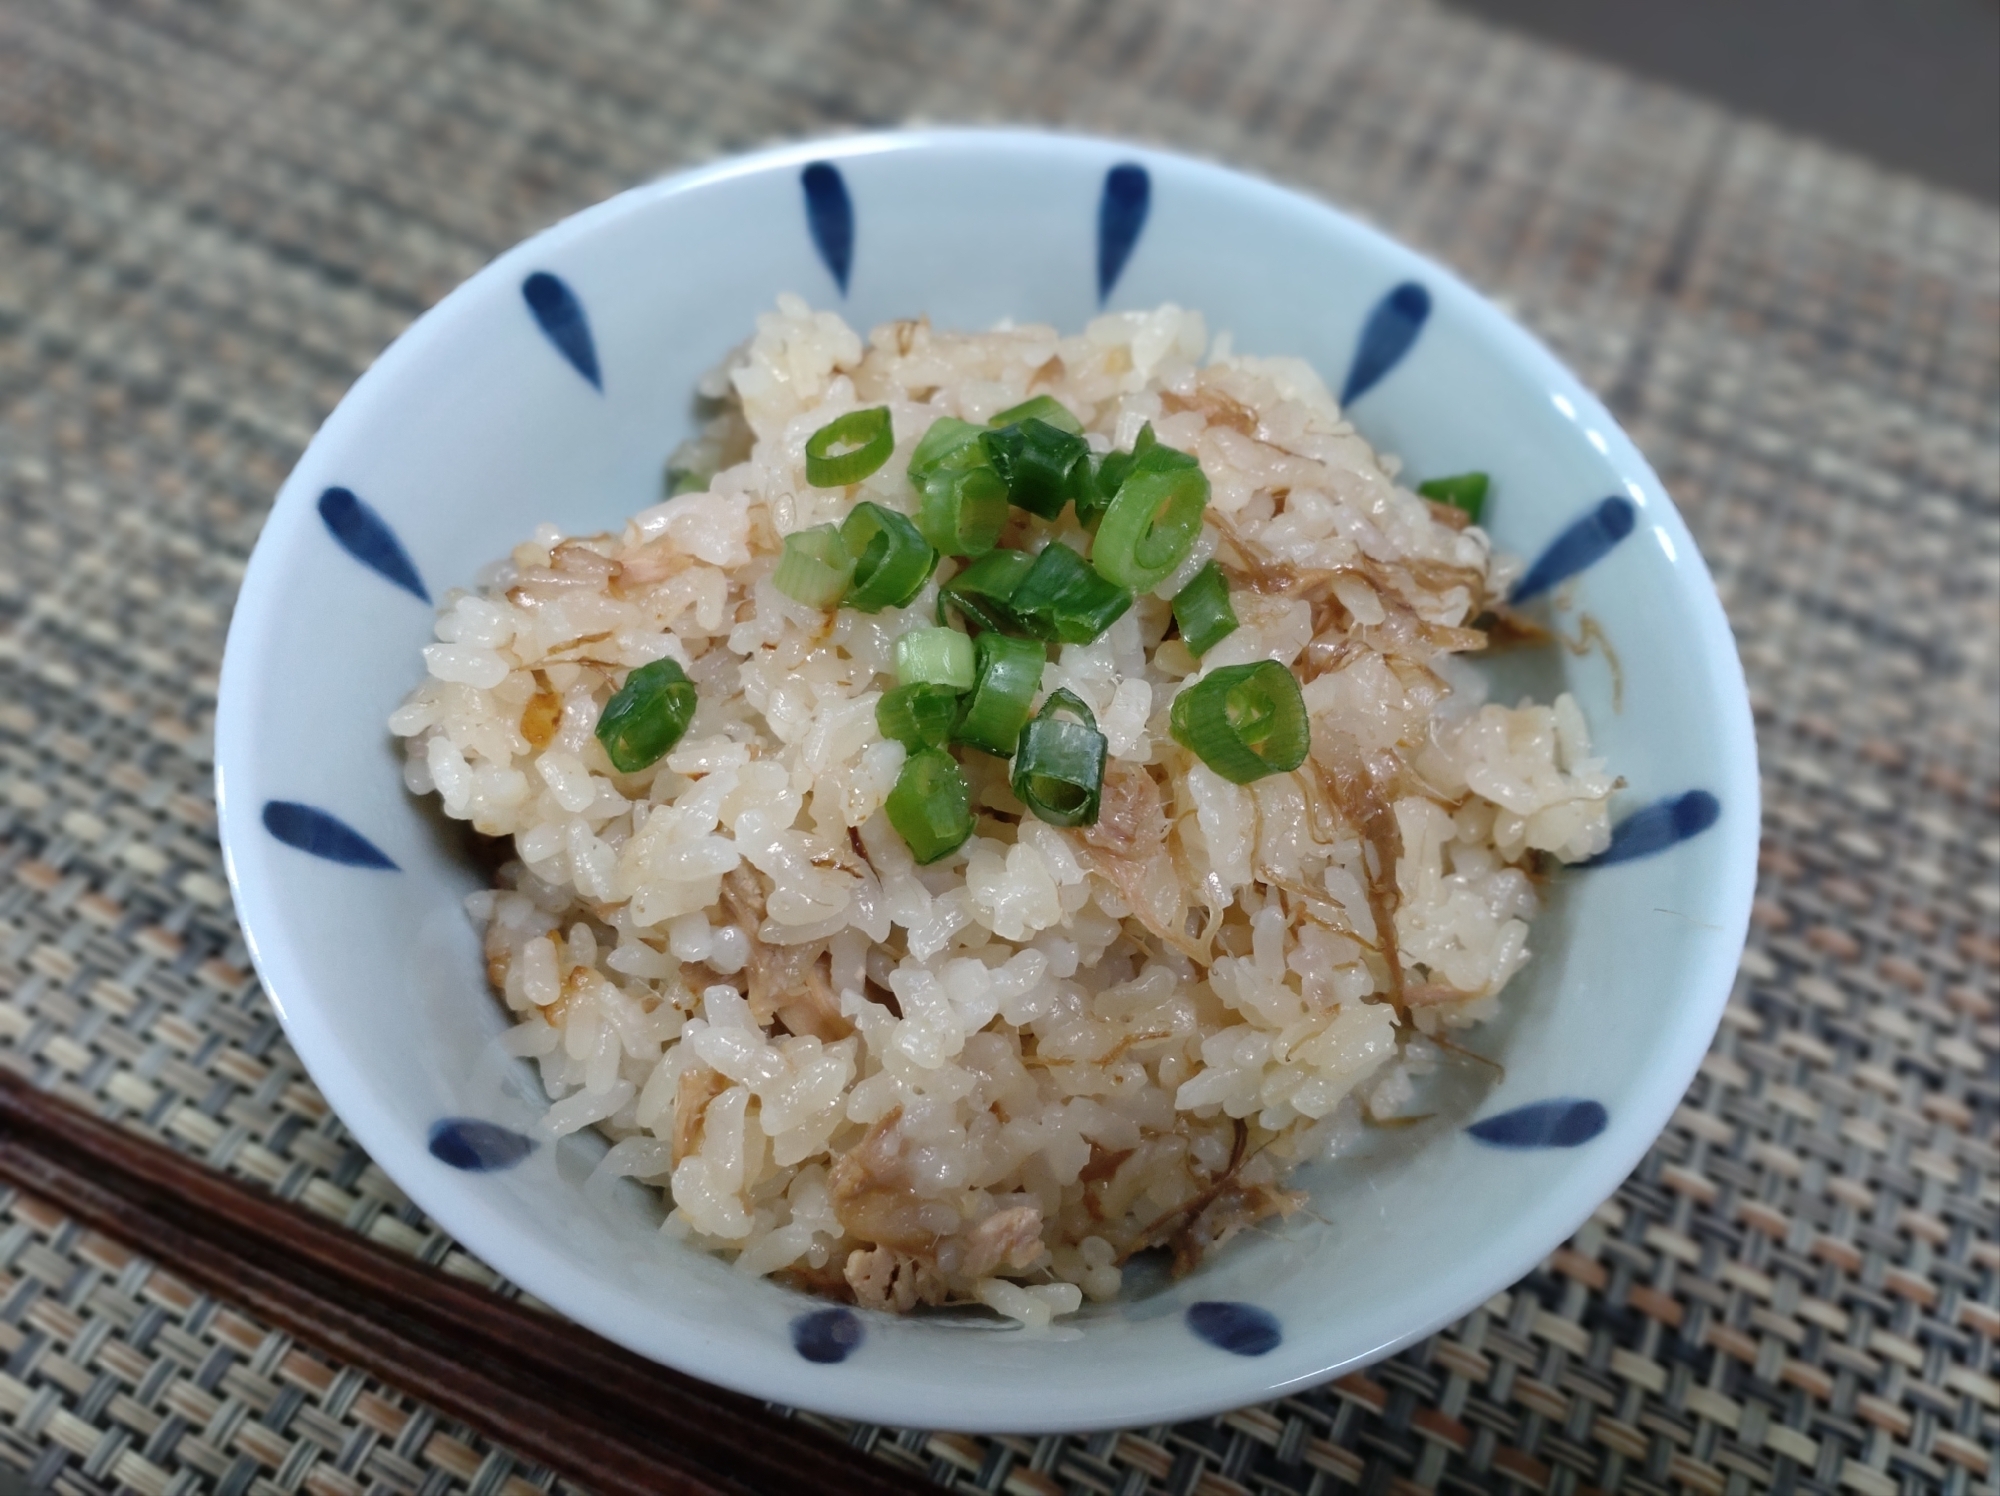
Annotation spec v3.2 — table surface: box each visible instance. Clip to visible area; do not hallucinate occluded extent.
[0,2,1995,1494]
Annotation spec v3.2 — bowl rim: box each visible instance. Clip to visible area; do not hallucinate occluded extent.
[215,124,1759,1432]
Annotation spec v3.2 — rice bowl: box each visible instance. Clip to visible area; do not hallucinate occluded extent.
[214,128,1756,1429]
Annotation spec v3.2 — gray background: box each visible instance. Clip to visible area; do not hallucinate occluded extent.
[1449,0,2000,202]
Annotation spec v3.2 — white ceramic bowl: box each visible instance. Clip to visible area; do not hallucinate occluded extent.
[215,129,1757,1433]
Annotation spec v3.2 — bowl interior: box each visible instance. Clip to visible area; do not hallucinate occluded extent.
[216,130,1756,1431]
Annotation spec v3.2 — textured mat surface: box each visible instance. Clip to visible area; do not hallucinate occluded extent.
[1,1,1996,1494]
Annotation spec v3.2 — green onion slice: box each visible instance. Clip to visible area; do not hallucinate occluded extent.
[953,632,1046,755]
[910,417,1009,556]
[1011,688,1107,828]
[1168,659,1310,784]
[595,657,698,773]
[664,466,708,497]
[840,502,938,612]
[804,407,894,487]
[1416,471,1490,524]
[877,683,960,750]
[1080,423,1157,528]
[773,523,854,607]
[1093,441,1209,591]
[988,394,1083,436]
[1064,449,1104,527]
[885,747,975,864]
[1010,541,1134,645]
[908,417,987,483]
[894,626,976,690]
[938,549,1034,632]
[1170,560,1238,657]
[982,418,1091,520]
[917,464,1010,556]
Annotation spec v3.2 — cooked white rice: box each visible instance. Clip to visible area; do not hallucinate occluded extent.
[391,297,1615,1322]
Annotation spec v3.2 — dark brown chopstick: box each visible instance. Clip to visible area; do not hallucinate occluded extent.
[0,1070,935,1496]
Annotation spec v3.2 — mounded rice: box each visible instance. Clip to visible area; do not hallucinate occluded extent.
[392,297,1615,1321]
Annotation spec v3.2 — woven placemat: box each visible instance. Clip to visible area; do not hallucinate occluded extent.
[1,0,1995,1492]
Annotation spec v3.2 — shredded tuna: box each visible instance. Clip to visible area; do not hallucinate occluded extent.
[1313,740,1409,1010]
[774,951,853,1042]
[1081,761,1168,860]
[844,1246,949,1312]
[1167,1181,1305,1278]
[959,1206,1046,1278]
[672,1064,728,1166]
[829,1109,936,1252]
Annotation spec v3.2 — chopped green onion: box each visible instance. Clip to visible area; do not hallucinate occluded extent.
[1011,689,1107,828]
[1171,561,1238,656]
[938,549,1034,632]
[908,417,987,483]
[773,523,854,607]
[895,626,976,690]
[1169,660,1310,784]
[804,407,894,487]
[595,657,698,773]
[910,417,1010,556]
[953,632,1046,755]
[988,395,1083,436]
[982,418,1091,519]
[917,464,1010,556]
[664,466,708,496]
[1417,471,1490,524]
[840,502,938,612]
[1074,458,1118,529]
[1092,441,1209,591]
[877,683,960,750]
[885,747,975,864]
[1081,423,1158,527]
[1010,541,1134,645]
[1063,449,1104,525]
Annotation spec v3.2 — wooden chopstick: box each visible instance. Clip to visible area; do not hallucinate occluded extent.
[0,1071,936,1496]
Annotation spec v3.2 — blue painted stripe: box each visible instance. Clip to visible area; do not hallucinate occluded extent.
[1341,282,1430,405]
[261,801,398,870]
[1510,496,1636,603]
[1097,163,1150,303]
[317,487,428,602]
[1186,1301,1282,1356]
[791,1306,863,1363]
[428,1118,536,1171]
[1512,496,1640,600]
[801,162,854,295]
[522,271,601,389]
[1468,1099,1608,1149]
[1579,790,1721,867]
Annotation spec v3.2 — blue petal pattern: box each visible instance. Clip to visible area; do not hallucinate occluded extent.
[801,162,854,295]
[1510,496,1636,603]
[262,801,398,870]
[1341,282,1431,406]
[1097,163,1150,303]
[522,271,601,389]
[1186,1302,1282,1357]
[317,487,429,602]
[1580,791,1721,867]
[791,1307,863,1364]
[427,1119,537,1171]
[1468,1099,1608,1149]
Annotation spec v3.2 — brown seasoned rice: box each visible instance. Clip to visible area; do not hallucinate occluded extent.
[390,298,1615,1323]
